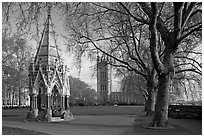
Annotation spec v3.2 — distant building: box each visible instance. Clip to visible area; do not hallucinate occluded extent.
[2,88,30,107]
[96,54,144,105]
[21,88,30,106]
[97,54,112,104]
[109,91,145,105]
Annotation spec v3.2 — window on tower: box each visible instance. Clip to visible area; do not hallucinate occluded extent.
[101,72,103,79]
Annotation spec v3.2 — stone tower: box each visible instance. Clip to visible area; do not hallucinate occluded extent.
[28,5,73,121]
[97,54,112,104]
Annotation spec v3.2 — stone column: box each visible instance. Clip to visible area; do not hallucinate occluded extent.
[62,95,66,111]
[29,94,33,111]
[58,94,61,108]
[65,95,70,110]
[61,96,63,108]
[33,94,38,118]
[61,95,63,108]
[47,93,52,117]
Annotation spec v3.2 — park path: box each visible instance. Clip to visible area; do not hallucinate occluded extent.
[2,114,202,135]
[2,115,136,135]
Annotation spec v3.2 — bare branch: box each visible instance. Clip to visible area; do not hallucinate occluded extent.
[80,35,147,77]
[182,22,202,33]
[177,24,201,44]
[139,86,148,100]
[182,2,197,28]
[175,68,201,75]
[176,50,202,55]
[127,16,148,72]
[119,2,149,24]
[158,2,165,16]
[173,2,184,39]
[149,2,164,75]
[107,61,146,77]
[139,2,170,44]
[175,56,202,69]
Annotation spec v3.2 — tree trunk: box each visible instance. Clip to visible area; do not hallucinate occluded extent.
[146,91,156,116]
[19,86,21,108]
[145,72,157,116]
[19,69,21,108]
[144,98,148,111]
[149,73,171,127]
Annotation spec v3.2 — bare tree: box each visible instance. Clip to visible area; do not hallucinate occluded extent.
[61,2,161,115]
[2,33,33,107]
[63,2,201,127]
[140,2,201,127]
[2,2,201,127]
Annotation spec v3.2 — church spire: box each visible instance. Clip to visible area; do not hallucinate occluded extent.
[34,3,61,66]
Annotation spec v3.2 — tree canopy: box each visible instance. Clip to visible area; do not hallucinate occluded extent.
[69,76,97,105]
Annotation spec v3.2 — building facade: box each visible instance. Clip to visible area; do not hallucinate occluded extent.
[109,91,145,105]
[2,88,30,108]
[96,54,144,105]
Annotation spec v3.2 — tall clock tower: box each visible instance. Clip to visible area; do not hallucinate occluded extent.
[97,55,112,104]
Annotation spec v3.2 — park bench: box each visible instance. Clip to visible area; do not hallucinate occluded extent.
[168,105,202,119]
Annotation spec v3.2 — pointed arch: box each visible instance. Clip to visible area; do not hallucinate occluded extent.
[33,70,48,94]
[63,73,70,96]
[49,66,57,86]
[55,70,63,88]
[51,85,60,95]
[50,69,63,93]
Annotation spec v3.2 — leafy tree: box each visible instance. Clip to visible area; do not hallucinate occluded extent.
[2,2,47,42]
[119,71,150,108]
[2,33,33,107]
[69,76,97,105]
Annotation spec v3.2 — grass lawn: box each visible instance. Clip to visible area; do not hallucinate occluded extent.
[2,106,202,135]
[2,106,144,135]
[70,105,144,115]
[2,126,49,135]
[2,105,145,121]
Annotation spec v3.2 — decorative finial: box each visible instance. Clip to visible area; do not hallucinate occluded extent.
[47,2,51,18]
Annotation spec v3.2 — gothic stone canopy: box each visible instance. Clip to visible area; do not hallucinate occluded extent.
[29,7,70,96]
[27,5,72,121]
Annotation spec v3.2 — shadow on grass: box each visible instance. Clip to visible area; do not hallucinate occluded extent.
[121,115,202,135]
[2,126,49,135]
